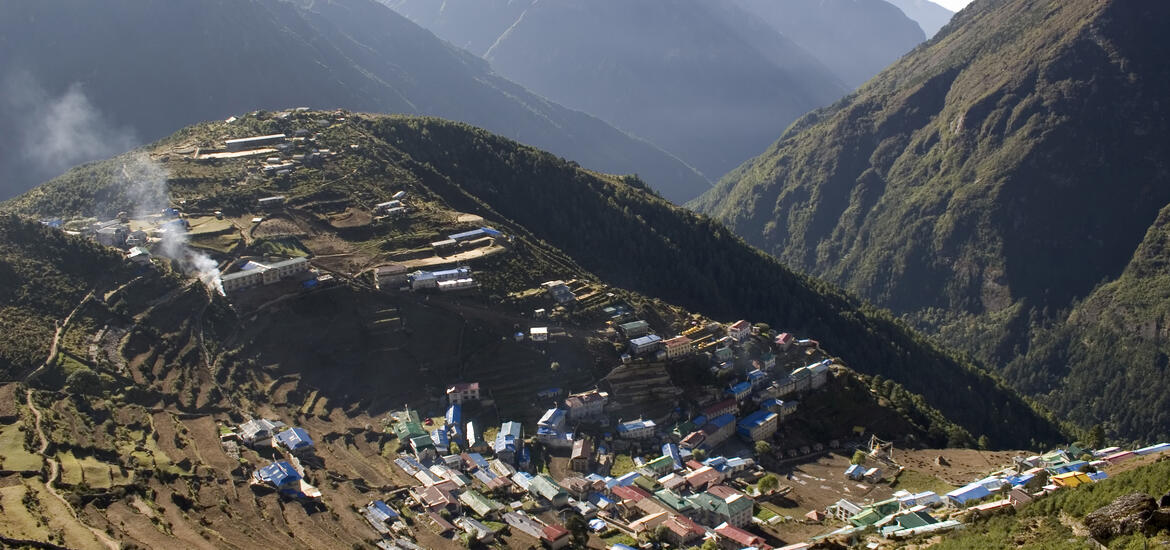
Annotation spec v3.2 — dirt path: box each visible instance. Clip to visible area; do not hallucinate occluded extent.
[25,389,120,550]
[26,290,95,382]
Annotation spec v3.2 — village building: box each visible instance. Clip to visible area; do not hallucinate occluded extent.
[714,523,770,550]
[446,382,480,405]
[727,381,752,402]
[504,512,546,540]
[529,474,569,507]
[700,414,736,449]
[662,514,706,547]
[564,389,608,420]
[456,517,495,543]
[374,263,409,289]
[494,421,523,464]
[685,466,725,491]
[238,418,286,447]
[617,418,656,439]
[221,257,310,292]
[663,335,694,359]
[531,326,549,342]
[409,266,471,290]
[727,320,752,341]
[541,524,571,549]
[774,332,794,350]
[703,398,738,419]
[737,410,778,442]
[227,133,285,151]
[274,427,314,455]
[570,439,593,472]
[629,334,664,356]
[460,490,504,518]
[690,491,753,528]
[618,320,651,338]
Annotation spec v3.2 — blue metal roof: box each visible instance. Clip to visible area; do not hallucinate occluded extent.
[369,500,398,522]
[446,404,462,426]
[630,334,662,346]
[707,413,735,428]
[728,381,752,395]
[275,427,313,451]
[738,410,777,428]
[257,461,301,487]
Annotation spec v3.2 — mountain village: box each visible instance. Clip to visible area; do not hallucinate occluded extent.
[17,111,1170,550]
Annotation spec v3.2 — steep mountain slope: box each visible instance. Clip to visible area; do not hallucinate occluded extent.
[731,0,927,88]
[389,0,848,182]
[886,0,955,37]
[3,110,1064,450]
[0,112,1070,548]
[0,0,707,203]
[694,0,1170,441]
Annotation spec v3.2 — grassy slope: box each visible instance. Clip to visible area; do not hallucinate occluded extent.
[693,0,1170,442]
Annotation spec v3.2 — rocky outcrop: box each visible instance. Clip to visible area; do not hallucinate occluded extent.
[1084,493,1160,540]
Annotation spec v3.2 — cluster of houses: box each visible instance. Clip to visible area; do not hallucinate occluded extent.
[373,190,409,219]
[225,418,322,500]
[41,208,194,265]
[818,441,1170,544]
[385,391,778,550]
[356,316,850,549]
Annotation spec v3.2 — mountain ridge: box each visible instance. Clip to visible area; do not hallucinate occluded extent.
[0,0,709,203]
[693,0,1170,441]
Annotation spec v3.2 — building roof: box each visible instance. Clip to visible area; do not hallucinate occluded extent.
[728,320,751,332]
[460,490,503,517]
[617,418,656,434]
[738,410,777,429]
[629,334,663,347]
[529,474,566,502]
[706,485,745,501]
[256,461,301,487]
[662,514,705,539]
[728,381,752,395]
[275,427,313,450]
[664,335,692,347]
[703,398,737,417]
[714,523,766,547]
[447,382,479,393]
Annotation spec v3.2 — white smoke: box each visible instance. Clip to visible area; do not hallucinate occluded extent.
[2,71,138,192]
[119,154,224,296]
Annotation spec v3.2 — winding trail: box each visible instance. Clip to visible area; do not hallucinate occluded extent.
[25,389,119,550]
[25,291,95,382]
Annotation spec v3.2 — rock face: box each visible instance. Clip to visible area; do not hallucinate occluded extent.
[1084,493,1158,540]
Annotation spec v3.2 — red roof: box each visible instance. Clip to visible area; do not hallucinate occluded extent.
[703,398,737,417]
[775,332,793,344]
[664,514,705,538]
[685,460,705,470]
[448,382,479,392]
[715,524,769,548]
[729,320,751,331]
[706,485,744,501]
[541,524,569,541]
[686,467,723,489]
[612,485,649,502]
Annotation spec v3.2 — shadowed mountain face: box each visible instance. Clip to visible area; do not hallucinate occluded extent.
[0,0,708,203]
[731,0,927,88]
[388,0,851,183]
[886,0,955,37]
[695,0,1170,441]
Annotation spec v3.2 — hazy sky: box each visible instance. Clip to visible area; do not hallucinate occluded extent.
[934,0,973,11]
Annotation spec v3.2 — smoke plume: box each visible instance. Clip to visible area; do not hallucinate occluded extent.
[119,154,224,295]
[1,71,138,198]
